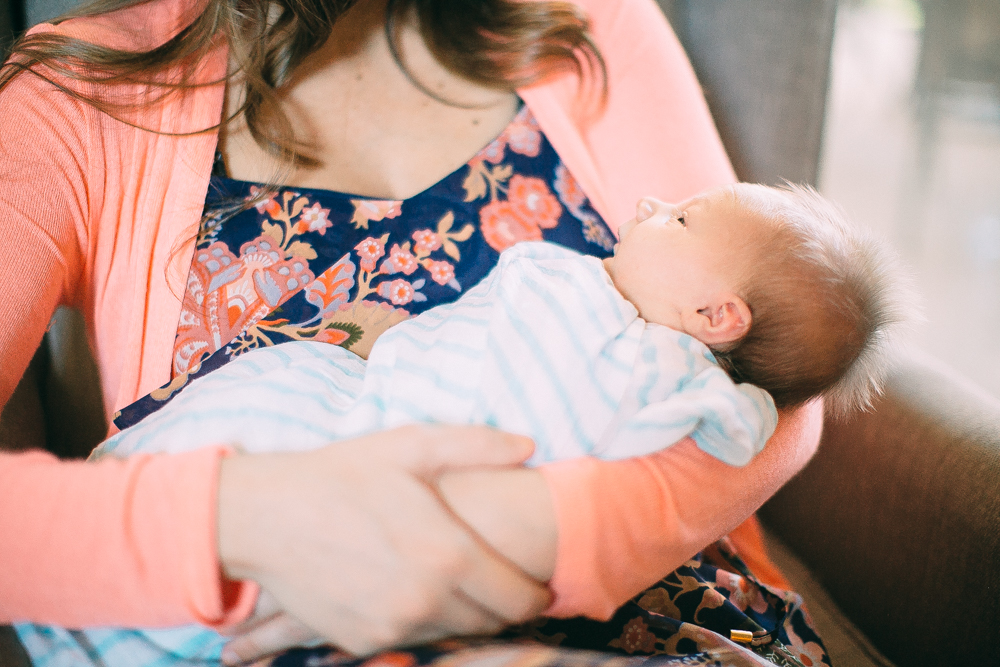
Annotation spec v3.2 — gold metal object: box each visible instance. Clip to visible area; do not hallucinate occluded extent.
[730,629,755,644]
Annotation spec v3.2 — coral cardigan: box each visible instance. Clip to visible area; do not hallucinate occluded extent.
[0,0,822,627]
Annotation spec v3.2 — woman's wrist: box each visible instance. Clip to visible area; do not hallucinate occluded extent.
[436,467,557,582]
[217,454,258,582]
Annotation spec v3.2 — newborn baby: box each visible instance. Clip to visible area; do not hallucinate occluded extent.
[95,183,900,466]
[19,182,905,667]
[93,235,776,467]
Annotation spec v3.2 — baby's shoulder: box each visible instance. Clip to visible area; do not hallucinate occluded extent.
[487,242,636,323]
[496,241,604,284]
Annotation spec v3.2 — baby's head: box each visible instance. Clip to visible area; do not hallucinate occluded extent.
[605,183,908,415]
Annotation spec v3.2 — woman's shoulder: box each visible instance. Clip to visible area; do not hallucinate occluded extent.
[566,0,672,44]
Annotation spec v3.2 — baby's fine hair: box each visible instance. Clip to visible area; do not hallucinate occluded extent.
[714,183,909,417]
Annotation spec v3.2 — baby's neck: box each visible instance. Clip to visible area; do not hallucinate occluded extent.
[601,256,628,303]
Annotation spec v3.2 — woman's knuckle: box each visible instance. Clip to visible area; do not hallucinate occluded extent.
[391,584,435,630]
[359,621,403,652]
[432,544,472,581]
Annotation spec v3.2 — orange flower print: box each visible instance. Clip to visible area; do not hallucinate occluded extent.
[506,111,541,157]
[350,199,403,230]
[378,278,419,305]
[240,237,314,308]
[427,260,455,286]
[553,163,587,212]
[295,202,333,235]
[380,243,418,275]
[171,237,313,376]
[472,107,540,164]
[714,569,769,614]
[412,229,442,254]
[479,199,544,252]
[786,623,828,667]
[508,175,562,230]
[249,185,281,218]
[355,236,387,272]
[614,617,657,654]
[313,327,352,345]
[305,254,355,318]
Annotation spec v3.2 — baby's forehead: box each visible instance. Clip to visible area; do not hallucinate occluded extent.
[699,188,779,232]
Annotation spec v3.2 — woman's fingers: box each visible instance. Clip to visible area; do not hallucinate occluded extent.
[455,542,551,624]
[370,424,536,478]
[222,589,283,638]
[221,611,322,665]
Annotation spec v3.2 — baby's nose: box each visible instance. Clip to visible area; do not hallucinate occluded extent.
[635,197,669,222]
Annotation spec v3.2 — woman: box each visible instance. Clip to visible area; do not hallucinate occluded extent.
[0,0,825,664]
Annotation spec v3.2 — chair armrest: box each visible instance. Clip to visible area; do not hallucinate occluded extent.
[760,352,1000,667]
[0,307,106,458]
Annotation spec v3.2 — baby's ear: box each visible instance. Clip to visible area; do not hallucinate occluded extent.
[688,294,751,347]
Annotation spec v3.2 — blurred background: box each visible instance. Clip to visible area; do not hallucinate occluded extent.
[821,0,1000,398]
[3,0,1000,398]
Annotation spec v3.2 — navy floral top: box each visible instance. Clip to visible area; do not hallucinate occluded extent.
[114,106,616,428]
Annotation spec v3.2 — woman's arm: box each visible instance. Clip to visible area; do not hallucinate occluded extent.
[371,402,819,623]
[0,426,551,641]
[540,403,822,619]
[0,447,258,627]
[0,58,260,628]
[436,467,557,582]
[430,404,821,621]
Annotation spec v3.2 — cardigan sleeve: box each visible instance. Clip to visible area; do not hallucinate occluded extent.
[0,69,89,406]
[532,0,822,619]
[539,404,822,619]
[0,69,256,628]
[0,447,257,628]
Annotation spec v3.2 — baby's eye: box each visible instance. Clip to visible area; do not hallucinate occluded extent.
[675,214,686,227]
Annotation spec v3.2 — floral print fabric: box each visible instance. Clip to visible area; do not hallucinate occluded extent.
[112,106,829,667]
[114,106,615,427]
[267,537,829,667]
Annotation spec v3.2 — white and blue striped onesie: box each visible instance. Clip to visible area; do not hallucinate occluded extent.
[18,242,777,667]
[93,241,777,466]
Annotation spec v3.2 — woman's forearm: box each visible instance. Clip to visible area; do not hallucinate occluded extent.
[0,447,255,627]
[434,401,822,622]
[538,401,824,621]
[436,467,557,583]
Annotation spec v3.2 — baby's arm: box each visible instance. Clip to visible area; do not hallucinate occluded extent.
[435,467,557,583]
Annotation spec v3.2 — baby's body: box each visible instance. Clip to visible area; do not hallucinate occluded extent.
[95,241,777,467]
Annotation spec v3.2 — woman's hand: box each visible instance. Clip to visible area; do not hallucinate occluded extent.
[217,424,551,657]
[221,591,321,665]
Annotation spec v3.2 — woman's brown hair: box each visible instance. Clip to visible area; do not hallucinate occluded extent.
[0,0,605,166]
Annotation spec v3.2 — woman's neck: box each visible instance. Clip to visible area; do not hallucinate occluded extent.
[220,0,520,199]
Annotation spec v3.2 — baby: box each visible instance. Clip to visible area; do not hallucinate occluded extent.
[92,182,903,464]
[17,183,906,666]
